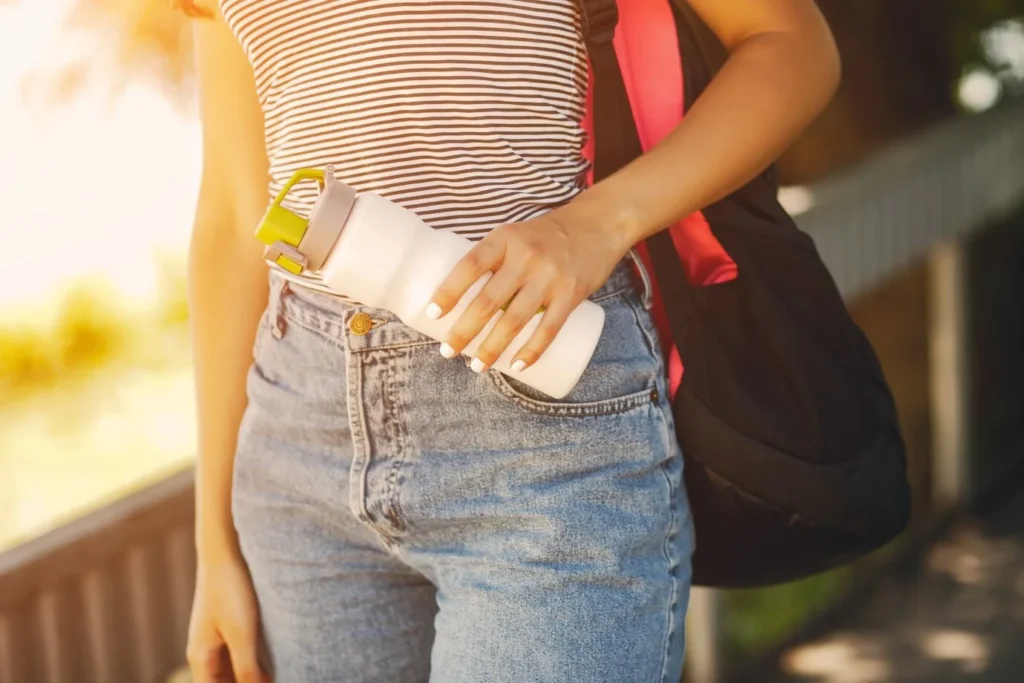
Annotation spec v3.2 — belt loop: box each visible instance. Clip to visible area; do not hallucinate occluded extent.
[269,276,290,339]
[627,248,655,311]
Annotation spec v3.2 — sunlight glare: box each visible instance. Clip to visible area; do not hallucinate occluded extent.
[918,629,990,673]
[958,67,1003,113]
[0,0,201,318]
[982,19,1024,87]
[778,185,815,215]
[781,635,891,683]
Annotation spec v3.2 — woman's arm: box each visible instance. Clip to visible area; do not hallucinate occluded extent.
[186,9,272,683]
[563,0,841,250]
[429,0,840,372]
[189,8,269,569]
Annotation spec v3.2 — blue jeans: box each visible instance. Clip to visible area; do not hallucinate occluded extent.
[232,261,694,683]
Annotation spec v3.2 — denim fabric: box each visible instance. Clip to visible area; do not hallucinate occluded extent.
[232,261,694,683]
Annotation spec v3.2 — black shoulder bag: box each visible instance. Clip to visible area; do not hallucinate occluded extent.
[580,0,912,587]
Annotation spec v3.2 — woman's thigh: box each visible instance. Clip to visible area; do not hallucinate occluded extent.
[231,278,437,683]
[390,273,695,683]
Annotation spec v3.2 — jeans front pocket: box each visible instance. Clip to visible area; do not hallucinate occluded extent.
[481,287,665,418]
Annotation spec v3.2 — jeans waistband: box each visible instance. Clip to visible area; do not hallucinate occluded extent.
[268,253,653,352]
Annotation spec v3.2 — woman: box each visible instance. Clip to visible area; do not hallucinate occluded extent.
[184,1,839,681]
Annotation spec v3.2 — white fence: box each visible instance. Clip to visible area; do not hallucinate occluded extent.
[790,98,1024,298]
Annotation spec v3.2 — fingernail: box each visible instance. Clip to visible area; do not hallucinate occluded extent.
[470,357,486,373]
[440,343,456,358]
[511,359,526,373]
[425,302,442,320]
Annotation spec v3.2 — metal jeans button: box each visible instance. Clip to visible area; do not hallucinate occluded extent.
[349,312,373,335]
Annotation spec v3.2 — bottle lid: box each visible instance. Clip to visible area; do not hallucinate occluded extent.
[255,166,356,274]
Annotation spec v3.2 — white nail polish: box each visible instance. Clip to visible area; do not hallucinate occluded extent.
[511,359,526,373]
[425,302,442,320]
[470,357,486,373]
[440,343,456,358]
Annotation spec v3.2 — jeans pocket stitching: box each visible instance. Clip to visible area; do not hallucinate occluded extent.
[485,369,657,417]
[589,282,633,303]
[278,311,348,351]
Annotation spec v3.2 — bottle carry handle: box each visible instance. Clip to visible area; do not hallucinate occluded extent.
[271,167,325,207]
[255,168,326,274]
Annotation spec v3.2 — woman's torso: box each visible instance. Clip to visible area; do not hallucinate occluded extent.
[221,0,589,244]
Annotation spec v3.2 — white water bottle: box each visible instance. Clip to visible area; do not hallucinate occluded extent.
[255,166,605,399]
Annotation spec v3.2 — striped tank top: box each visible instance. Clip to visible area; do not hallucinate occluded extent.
[220,0,590,292]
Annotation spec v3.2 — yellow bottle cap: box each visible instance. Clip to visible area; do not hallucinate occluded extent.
[255,168,325,274]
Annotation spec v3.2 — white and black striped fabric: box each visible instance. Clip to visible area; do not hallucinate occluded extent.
[221,0,589,290]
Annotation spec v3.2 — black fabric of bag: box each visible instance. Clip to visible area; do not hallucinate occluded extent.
[579,0,912,587]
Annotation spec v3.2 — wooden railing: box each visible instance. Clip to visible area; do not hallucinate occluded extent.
[2,99,1023,683]
[791,98,1024,299]
[0,469,195,683]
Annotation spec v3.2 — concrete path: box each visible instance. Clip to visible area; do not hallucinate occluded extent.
[767,481,1024,683]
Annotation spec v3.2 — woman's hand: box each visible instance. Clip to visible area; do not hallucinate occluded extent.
[187,553,270,683]
[427,204,632,373]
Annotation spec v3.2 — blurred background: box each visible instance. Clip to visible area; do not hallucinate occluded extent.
[0,1,1022,682]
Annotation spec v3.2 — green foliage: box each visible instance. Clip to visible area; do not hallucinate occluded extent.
[57,281,130,371]
[721,567,854,656]
[0,281,127,395]
[718,533,908,658]
[0,259,190,400]
[0,327,61,390]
